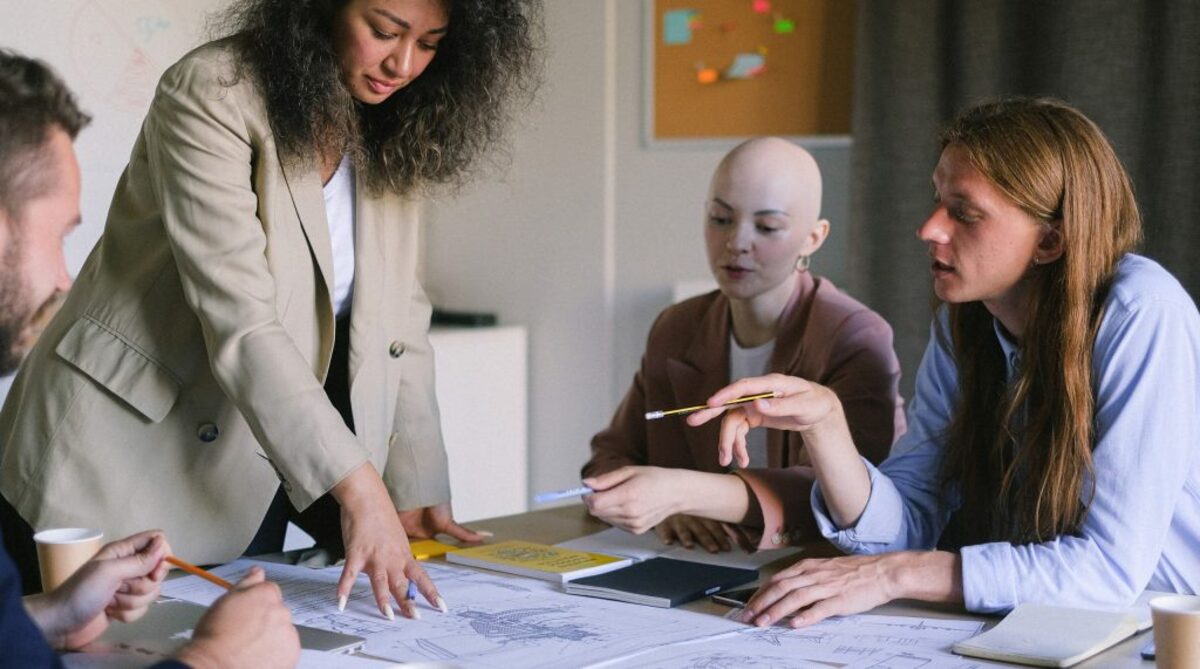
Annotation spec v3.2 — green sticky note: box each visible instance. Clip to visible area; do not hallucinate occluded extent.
[664,9,698,45]
[774,17,795,34]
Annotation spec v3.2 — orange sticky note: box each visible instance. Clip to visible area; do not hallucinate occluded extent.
[697,68,720,85]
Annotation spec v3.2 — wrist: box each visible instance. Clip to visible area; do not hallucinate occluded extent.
[330,461,387,512]
[799,394,849,445]
[885,551,963,604]
[22,592,67,648]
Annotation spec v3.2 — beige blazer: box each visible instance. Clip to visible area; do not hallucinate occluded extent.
[583,271,906,548]
[0,41,451,564]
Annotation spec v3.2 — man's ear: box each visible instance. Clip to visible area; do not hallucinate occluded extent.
[1036,220,1064,264]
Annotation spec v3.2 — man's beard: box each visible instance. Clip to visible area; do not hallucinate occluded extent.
[0,241,33,376]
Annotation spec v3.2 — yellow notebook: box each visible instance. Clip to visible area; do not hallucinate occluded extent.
[445,540,632,584]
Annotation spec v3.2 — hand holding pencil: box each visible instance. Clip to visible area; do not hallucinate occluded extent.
[685,374,844,468]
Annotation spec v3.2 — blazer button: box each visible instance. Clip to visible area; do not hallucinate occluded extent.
[197,423,220,443]
[389,341,406,358]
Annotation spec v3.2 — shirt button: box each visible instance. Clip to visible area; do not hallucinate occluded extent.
[196,423,219,443]
[388,432,398,448]
[389,341,406,358]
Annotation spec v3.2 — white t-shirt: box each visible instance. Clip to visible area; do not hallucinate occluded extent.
[728,336,776,468]
[323,154,356,318]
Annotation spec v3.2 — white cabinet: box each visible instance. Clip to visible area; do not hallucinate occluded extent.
[429,325,529,523]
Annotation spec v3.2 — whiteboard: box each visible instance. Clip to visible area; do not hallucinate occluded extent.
[0,0,229,272]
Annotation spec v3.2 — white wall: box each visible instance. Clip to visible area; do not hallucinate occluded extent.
[422,0,615,499]
[424,1,853,496]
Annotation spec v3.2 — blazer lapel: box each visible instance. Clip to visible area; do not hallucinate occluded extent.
[667,295,733,471]
[278,156,336,317]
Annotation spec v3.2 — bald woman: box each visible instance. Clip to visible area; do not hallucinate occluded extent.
[582,137,905,553]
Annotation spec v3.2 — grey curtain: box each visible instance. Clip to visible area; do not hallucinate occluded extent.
[847,0,1200,396]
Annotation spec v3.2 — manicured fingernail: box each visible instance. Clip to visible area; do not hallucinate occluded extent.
[337,595,347,612]
[756,614,770,626]
[384,603,395,621]
[741,609,755,623]
[476,531,494,538]
[402,600,421,620]
[436,596,449,613]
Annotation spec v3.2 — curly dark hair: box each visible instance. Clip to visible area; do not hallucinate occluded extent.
[0,49,91,222]
[212,0,543,195]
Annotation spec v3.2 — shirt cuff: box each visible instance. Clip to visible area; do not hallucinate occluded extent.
[961,542,1018,613]
[811,458,904,550]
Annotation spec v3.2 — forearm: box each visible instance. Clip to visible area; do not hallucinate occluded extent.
[886,550,963,605]
[674,470,752,524]
[331,461,392,513]
[804,403,873,528]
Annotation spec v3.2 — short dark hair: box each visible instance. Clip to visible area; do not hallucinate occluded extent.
[0,50,90,223]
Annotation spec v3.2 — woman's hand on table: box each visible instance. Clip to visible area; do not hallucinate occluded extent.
[331,462,442,620]
[398,502,489,543]
[655,514,744,553]
[741,551,962,628]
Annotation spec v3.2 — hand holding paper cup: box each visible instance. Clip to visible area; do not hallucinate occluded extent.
[33,527,103,591]
[1151,594,1200,668]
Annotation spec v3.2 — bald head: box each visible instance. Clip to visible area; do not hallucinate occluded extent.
[709,137,823,226]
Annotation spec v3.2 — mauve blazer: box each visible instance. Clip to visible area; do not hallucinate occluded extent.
[583,271,905,548]
[0,41,450,564]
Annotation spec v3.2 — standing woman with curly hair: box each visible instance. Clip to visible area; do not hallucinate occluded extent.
[689,98,1200,625]
[0,0,541,620]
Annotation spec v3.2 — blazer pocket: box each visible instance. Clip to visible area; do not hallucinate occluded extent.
[55,316,182,423]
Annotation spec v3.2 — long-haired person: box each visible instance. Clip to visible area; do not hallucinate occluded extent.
[692,98,1200,626]
[0,0,541,622]
[582,138,904,553]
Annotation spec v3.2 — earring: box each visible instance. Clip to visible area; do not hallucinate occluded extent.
[795,255,811,272]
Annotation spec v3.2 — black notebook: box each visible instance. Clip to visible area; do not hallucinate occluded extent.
[563,557,757,608]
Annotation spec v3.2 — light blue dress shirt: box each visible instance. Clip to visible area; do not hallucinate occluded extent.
[813,254,1200,613]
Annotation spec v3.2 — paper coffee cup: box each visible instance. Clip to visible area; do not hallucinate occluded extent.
[1151,594,1200,668]
[33,527,103,591]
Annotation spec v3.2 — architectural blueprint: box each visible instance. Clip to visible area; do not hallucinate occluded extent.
[162,559,995,668]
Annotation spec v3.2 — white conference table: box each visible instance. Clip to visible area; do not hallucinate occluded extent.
[462,505,1155,668]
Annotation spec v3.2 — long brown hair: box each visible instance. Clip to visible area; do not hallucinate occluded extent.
[937,98,1141,546]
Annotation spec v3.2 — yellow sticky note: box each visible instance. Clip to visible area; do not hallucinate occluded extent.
[409,539,457,560]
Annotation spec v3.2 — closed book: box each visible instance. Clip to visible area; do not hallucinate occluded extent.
[445,540,632,583]
[952,603,1146,667]
[563,557,757,607]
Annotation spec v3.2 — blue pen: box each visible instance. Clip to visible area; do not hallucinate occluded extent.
[534,485,595,504]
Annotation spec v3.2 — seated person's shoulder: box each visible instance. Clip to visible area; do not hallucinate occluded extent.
[1107,253,1194,313]
[644,290,724,352]
[806,276,894,340]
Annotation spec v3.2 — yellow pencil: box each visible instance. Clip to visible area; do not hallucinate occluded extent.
[166,555,234,590]
[644,392,777,420]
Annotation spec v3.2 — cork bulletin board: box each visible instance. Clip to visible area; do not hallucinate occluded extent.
[646,0,856,144]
